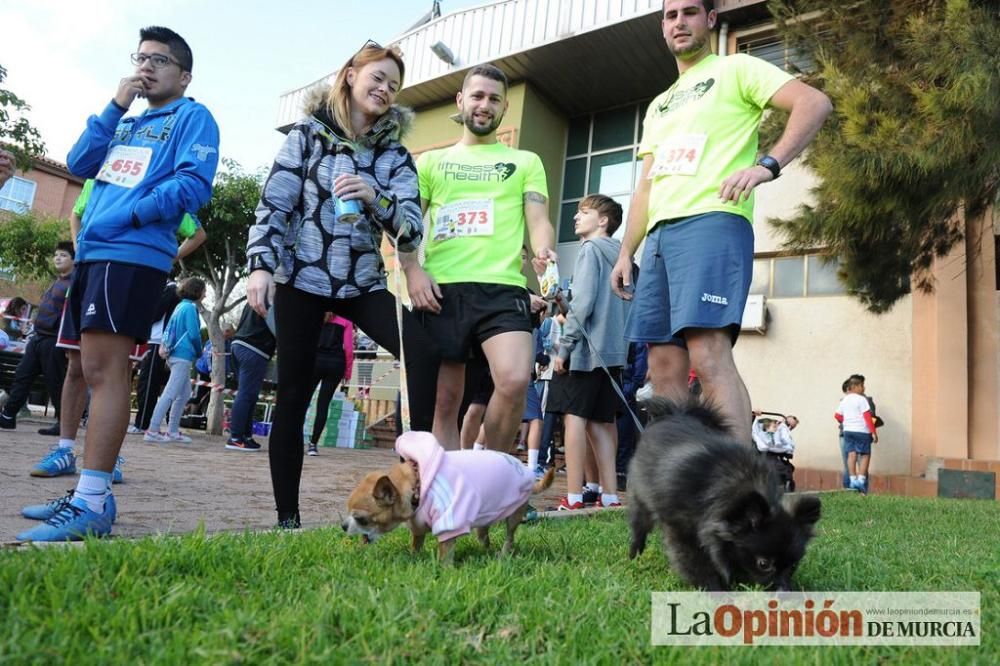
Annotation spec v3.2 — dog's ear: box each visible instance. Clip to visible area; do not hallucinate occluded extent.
[373,475,399,506]
[726,491,772,532]
[792,495,821,528]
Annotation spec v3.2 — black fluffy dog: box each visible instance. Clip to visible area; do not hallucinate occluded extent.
[628,398,821,591]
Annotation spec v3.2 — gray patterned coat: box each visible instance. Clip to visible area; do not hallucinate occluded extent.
[246,86,422,299]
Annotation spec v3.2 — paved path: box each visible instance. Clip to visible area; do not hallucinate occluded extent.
[1,416,573,544]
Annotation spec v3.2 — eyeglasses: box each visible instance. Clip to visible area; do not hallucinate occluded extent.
[130,52,180,70]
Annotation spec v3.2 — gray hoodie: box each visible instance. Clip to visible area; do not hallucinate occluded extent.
[558,236,631,371]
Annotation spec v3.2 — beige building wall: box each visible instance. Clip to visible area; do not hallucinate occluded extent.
[740,161,915,475]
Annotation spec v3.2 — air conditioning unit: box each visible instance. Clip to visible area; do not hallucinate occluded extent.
[741,294,767,333]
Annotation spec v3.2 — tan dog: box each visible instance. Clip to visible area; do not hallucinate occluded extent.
[342,432,555,563]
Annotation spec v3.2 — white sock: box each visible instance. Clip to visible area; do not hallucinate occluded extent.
[858,475,867,484]
[57,438,74,450]
[567,493,583,505]
[473,442,485,450]
[74,469,112,513]
[585,482,599,493]
[527,449,539,468]
[850,475,858,484]
[601,493,619,506]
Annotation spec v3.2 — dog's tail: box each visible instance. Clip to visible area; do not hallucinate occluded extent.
[532,466,556,494]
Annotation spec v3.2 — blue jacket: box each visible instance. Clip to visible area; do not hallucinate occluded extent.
[163,299,204,362]
[67,97,220,273]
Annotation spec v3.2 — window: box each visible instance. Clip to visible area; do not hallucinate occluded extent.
[559,103,646,243]
[736,30,816,73]
[0,177,36,213]
[749,254,845,298]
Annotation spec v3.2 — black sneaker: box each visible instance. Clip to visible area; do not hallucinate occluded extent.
[307,443,318,456]
[581,488,600,505]
[225,437,261,452]
[275,511,301,530]
[38,424,60,436]
[0,411,15,429]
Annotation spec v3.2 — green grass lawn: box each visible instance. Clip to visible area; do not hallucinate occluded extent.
[1,493,997,664]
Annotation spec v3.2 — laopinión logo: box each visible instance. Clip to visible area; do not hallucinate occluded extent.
[651,592,980,646]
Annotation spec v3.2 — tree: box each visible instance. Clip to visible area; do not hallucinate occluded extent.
[0,211,68,280]
[181,159,263,434]
[765,0,1000,312]
[0,64,46,170]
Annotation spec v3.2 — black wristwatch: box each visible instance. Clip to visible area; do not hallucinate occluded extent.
[248,254,273,273]
[756,155,781,180]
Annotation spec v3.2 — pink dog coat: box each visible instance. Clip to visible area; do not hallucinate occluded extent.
[395,432,535,541]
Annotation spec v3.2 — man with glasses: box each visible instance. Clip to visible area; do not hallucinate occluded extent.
[16,26,219,542]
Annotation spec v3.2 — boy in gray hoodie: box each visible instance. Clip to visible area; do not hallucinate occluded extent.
[550,194,631,510]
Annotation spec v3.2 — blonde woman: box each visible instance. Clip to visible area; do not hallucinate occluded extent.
[246,42,439,529]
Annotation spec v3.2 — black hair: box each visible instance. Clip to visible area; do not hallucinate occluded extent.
[139,26,193,72]
[55,241,75,260]
[463,63,508,94]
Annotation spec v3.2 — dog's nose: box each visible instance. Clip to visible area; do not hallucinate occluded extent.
[340,520,349,532]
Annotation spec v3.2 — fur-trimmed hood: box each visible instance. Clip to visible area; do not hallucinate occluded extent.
[301,84,415,147]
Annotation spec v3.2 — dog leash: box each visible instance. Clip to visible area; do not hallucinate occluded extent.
[564,309,645,433]
[392,224,411,433]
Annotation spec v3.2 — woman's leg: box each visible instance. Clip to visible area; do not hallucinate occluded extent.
[311,355,346,445]
[270,284,328,520]
[148,358,186,432]
[166,359,193,434]
[337,290,440,432]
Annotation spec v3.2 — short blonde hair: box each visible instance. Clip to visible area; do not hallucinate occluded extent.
[327,42,405,140]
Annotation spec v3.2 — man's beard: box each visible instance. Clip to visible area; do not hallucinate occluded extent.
[462,109,503,136]
[669,33,708,59]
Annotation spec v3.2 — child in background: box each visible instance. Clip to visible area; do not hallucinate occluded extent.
[835,376,878,493]
[145,278,205,443]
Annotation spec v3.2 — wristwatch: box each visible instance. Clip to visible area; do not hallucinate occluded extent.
[756,155,781,180]
[248,254,273,273]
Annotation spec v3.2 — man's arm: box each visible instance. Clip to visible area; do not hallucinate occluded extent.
[719,79,832,203]
[611,155,654,299]
[523,192,556,275]
[176,225,207,262]
[69,212,82,252]
[400,197,441,313]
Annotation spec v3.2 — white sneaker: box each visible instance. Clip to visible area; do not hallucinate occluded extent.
[166,432,192,443]
[143,430,169,443]
[126,424,143,435]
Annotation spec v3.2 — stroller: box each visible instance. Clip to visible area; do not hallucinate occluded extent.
[752,411,796,492]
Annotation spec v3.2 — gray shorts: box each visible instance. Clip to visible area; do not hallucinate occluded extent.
[624,212,753,347]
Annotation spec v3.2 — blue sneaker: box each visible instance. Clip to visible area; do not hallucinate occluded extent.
[30,446,77,478]
[21,492,117,524]
[112,456,124,484]
[16,496,114,542]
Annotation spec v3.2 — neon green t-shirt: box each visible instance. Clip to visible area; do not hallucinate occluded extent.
[72,178,199,238]
[417,143,548,287]
[639,53,793,229]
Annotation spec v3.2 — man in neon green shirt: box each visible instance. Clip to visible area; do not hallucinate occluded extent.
[403,64,556,452]
[610,0,831,442]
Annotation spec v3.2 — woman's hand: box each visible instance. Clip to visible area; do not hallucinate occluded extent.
[334,174,376,205]
[247,269,275,317]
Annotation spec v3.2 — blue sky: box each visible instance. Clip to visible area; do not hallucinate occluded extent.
[2,0,484,173]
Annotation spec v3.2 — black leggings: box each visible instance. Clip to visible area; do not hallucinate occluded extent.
[309,352,346,445]
[270,284,440,515]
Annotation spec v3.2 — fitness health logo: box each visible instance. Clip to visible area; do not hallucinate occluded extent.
[437,161,517,183]
[656,78,716,115]
[652,592,980,646]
